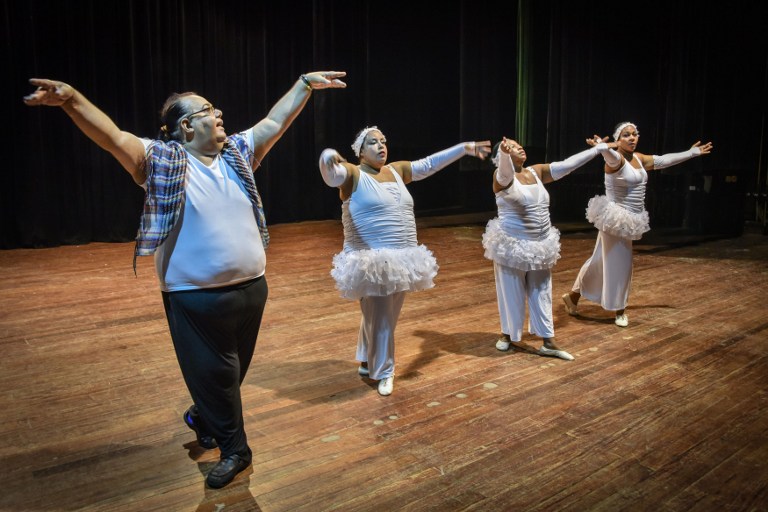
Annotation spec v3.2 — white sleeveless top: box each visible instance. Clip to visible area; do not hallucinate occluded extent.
[483,168,561,271]
[605,154,647,214]
[142,129,266,292]
[331,167,438,299]
[586,154,650,240]
[342,168,417,250]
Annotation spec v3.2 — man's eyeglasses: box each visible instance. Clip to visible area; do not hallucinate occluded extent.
[184,104,222,121]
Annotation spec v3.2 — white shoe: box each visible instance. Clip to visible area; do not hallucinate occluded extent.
[538,346,575,361]
[377,376,394,396]
[357,365,369,376]
[495,338,511,351]
[562,293,578,316]
[615,314,629,327]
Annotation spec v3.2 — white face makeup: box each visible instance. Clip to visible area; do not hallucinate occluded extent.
[351,126,378,157]
[359,130,388,166]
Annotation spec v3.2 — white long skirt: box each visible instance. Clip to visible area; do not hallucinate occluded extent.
[571,230,633,311]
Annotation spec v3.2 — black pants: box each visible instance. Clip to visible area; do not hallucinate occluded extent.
[162,276,268,458]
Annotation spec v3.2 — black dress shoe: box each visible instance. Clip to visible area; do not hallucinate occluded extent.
[183,406,218,449]
[205,454,251,488]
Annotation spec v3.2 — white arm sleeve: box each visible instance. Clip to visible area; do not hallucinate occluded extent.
[549,146,599,180]
[594,142,622,168]
[410,143,468,181]
[652,147,701,169]
[494,152,516,187]
[318,148,348,187]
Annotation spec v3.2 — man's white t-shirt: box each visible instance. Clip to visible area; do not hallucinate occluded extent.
[141,129,266,292]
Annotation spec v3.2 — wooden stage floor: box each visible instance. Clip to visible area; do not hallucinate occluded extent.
[1,218,767,511]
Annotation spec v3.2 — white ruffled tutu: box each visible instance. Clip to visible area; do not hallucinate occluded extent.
[482,218,561,271]
[586,195,650,240]
[331,245,438,300]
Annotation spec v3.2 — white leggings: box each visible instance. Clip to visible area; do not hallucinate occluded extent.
[356,292,406,380]
[494,262,554,341]
[572,230,633,311]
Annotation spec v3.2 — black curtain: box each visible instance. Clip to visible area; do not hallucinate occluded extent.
[3,0,766,248]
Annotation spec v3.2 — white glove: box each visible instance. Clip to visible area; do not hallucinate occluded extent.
[318,148,348,187]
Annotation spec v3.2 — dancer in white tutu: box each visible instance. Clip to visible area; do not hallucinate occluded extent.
[562,122,713,327]
[318,127,491,395]
[483,136,608,361]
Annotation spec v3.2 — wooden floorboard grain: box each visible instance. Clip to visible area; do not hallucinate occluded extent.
[1,219,766,511]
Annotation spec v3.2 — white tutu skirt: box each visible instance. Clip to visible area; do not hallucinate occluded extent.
[482,218,561,271]
[331,245,438,300]
[586,195,650,240]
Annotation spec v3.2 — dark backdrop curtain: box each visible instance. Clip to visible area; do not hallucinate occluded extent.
[3,0,766,249]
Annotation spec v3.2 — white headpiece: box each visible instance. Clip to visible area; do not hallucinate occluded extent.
[351,126,379,157]
[613,122,638,141]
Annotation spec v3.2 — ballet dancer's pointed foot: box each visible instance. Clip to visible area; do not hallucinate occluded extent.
[538,346,575,361]
[562,293,578,316]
